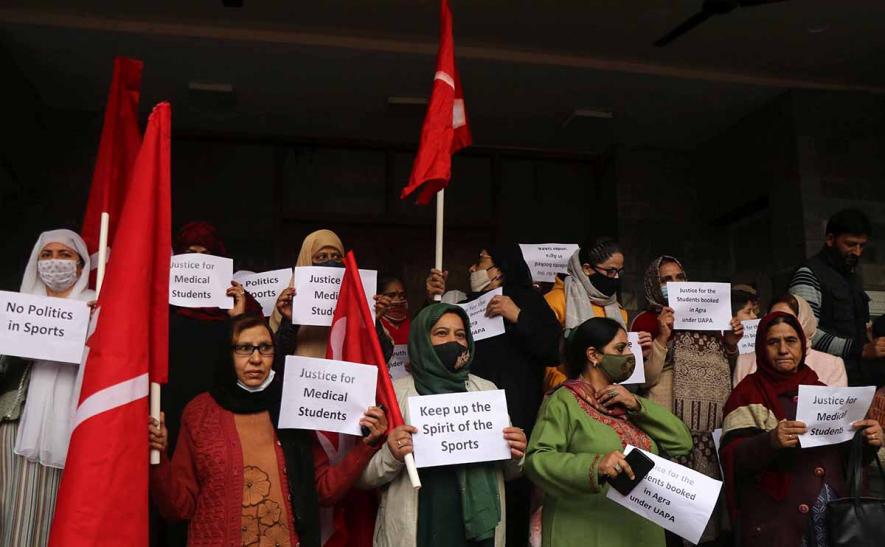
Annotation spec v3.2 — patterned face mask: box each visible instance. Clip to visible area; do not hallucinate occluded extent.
[37,259,79,292]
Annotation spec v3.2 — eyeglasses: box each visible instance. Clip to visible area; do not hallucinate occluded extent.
[659,273,687,283]
[593,266,623,279]
[232,343,275,356]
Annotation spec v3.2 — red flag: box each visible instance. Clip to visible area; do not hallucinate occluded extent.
[326,251,403,426]
[49,102,171,547]
[400,0,471,205]
[81,56,143,266]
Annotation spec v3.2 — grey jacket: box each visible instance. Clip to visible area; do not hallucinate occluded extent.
[357,374,523,547]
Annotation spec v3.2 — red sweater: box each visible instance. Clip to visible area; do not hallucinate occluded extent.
[150,393,378,546]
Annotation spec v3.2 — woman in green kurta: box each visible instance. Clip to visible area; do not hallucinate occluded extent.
[526,317,692,547]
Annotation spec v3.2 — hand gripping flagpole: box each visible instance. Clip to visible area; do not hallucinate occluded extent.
[433,189,444,303]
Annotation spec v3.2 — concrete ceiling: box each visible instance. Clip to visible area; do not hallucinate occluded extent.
[2,0,883,152]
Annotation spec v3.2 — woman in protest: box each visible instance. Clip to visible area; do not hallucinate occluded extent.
[526,316,692,547]
[543,238,652,390]
[720,311,882,547]
[271,228,392,547]
[425,243,559,546]
[733,294,848,387]
[358,303,527,547]
[632,255,742,543]
[149,313,387,547]
[378,273,411,346]
[0,229,95,546]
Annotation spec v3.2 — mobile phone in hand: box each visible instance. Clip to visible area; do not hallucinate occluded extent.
[607,449,655,495]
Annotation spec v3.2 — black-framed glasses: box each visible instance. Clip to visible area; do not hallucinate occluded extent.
[593,266,623,279]
[232,343,275,356]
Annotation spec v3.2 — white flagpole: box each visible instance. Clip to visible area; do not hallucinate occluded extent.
[432,188,444,303]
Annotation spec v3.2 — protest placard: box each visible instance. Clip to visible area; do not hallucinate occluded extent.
[291,266,377,326]
[234,268,292,316]
[0,291,89,364]
[796,385,876,448]
[518,243,579,283]
[737,319,760,355]
[408,389,511,468]
[667,282,732,331]
[606,445,722,545]
[169,253,234,309]
[278,356,378,435]
[388,344,410,380]
[622,332,646,385]
[458,287,506,342]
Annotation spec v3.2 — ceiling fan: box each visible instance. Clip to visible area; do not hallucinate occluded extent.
[653,0,789,47]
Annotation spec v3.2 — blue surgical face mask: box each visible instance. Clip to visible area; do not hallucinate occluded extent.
[660,284,669,302]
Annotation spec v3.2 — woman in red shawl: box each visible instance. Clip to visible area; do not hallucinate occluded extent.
[720,312,882,547]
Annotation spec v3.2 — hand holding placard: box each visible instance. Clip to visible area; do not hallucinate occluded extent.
[169,253,234,309]
[796,385,875,448]
[0,291,89,364]
[458,288,505,341]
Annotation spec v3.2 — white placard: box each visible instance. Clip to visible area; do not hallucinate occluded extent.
[408,389,511,468]
[291,266,377,327]
[0,291,89,364]
[606,446,723,545]
[796,385,876,448]
[458,287,506,342]
[235,268,292,317]
[621,332,646,385]
[518,243,580,283]
[737,319,760,355]
[278,355,378,435]
[169,253,234,309]
[667,282,732,331]
[388,344,410,380]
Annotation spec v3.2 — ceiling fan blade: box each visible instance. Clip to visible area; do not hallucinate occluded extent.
[653,11,714,47]
[739,0,790,6]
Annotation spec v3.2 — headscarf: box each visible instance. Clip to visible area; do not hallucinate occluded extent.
[269,229,345,337]
[485,243,534,290]
[564,249,625,329]
[15,229,95,468]
[21,229,92,297]
[642,255,685,312]
[208,315,322,547]
[410,304,501,542]
[720,312,822,514]
[175,220,227,256]
[793,294,818,340]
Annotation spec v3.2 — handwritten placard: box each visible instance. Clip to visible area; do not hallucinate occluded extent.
[607,446,723,545]
[388,344,410,380]
[737,319,760,355]
[667,282,732,331]
[278,356,378,435]
[0,291,89,364]
[458,288,506,342]
[408,389,511,468]
[622,332,646,385]
[291,266,377,326]
[518,243,580,283]
[796,385,876,448]
[169,253,233,309]
[235,268,292,317]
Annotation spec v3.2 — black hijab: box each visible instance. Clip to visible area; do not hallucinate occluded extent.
[209,315,322,547]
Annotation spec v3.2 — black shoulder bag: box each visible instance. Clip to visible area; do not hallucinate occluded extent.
[826,430,885,547]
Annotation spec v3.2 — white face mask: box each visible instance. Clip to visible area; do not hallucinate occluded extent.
[237,368,275,393]
[37,259,79,293]
[469,269,492,292]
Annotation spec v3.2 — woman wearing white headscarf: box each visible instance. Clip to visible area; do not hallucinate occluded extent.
[732,293,848,387]
[0,229,94,546]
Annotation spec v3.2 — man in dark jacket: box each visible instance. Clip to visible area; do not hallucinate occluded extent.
[789,209,885,385]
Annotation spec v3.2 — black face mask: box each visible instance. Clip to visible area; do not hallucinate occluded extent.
[433,341,470,372]
[589,272,620,297]
[315,260,344,268]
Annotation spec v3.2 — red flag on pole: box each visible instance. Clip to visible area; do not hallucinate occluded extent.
[326,251,403,426]
[81,56,143,264]
[400,0,471,205]
[49,102,171,547]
